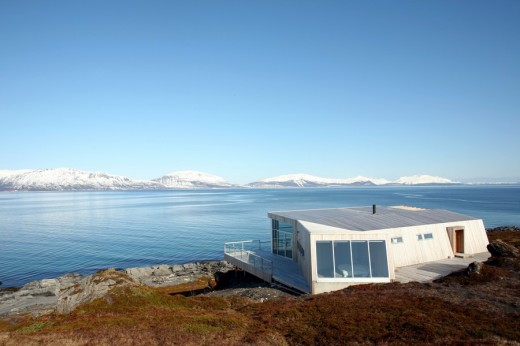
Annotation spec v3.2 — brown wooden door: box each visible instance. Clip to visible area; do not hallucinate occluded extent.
[455,230,464,253]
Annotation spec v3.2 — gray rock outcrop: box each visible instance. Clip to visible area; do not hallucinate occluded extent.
[124,261,234,287]
[56,269,139,314]
[0,273,83,317]
[466,261,483,275]
[487,240,520,258]
[0,260,234,317]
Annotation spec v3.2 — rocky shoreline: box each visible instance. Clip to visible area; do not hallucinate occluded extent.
[1,231,519,345]
[0,261,239,317]
[486,225,520,233]
[2,226,517,318]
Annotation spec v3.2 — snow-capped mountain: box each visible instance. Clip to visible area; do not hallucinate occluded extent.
[247,174,391,188]
[0,168,163,191]
[0,168,460,191]
[248,173,340,188]
[0,169,33,178]
[152,171,235,189]
[342,175,392,186]
[393,175,456,185]
[247,173,455,188]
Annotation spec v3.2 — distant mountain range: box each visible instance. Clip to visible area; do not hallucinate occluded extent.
[0,168,163,191]
[152,171,235,189]
[0,169,236,191]
[0,168,511,192]
[246,173,454,188]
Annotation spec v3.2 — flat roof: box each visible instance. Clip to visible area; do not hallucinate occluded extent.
[268,206,478,232]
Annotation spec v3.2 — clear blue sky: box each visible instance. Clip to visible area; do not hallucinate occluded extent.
[1,1,519,184]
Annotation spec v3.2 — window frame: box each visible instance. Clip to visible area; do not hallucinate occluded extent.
[315,239,391,283]
[417,233,434,241]
[316,240,334,278]
[391,236,403,244]
[271,219,294,259]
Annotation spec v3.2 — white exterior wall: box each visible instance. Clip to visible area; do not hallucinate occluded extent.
[458,219,489,254]
[383,224,453,268]
[385,219,488,268]
[295,222,312,286]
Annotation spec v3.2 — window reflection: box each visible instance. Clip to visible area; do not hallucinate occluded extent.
[352,241,370,277]
[316,241,334,278]
[316,239,389,279]
[334,241,352,278]
[271,220,293,259]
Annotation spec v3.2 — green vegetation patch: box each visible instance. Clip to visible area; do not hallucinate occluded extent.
[16,322,52,334]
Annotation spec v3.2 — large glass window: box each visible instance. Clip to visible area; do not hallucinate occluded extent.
[352,241,370,278]
[334,241,352,278]
[271,220,293,259]
[369,241,389,277]
[316,240,389,280]
[316,241,334,278]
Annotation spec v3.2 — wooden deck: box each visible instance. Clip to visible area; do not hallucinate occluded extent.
[394,252,491,283]
[224,246,310,293]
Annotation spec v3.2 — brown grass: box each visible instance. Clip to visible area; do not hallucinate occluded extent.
[0,285,250,345]
[488,230,520,248]
[1,231,519,345]
[242,282,520,345]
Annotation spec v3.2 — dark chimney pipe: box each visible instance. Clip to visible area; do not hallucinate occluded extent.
[373,204,376,214]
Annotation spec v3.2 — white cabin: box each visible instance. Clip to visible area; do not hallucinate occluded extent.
[224,205,489,294]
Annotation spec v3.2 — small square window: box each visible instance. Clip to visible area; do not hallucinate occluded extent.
[416,234,423,241]
[423,233,433,240]
[391,237,403,244]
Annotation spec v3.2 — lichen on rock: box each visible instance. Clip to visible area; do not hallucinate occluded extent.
[56,269,139,314]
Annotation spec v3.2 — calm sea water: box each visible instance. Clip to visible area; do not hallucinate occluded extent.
[1,186,519,287]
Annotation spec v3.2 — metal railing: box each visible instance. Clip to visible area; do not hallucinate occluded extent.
[224,240,273,276]
[224,239,269,254]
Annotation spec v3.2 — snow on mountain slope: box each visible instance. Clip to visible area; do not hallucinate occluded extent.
[0,169,33,178]
[248,173,455,187]
[152,170,235,189]
[0,168,459,191]
[247,173,389,188]
[343,175,392,186]
[394,174,455,185]
[256,173,340,187]
[0,168,163,191]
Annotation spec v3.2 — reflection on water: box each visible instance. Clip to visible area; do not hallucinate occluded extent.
[0,186,519,287]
